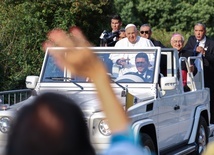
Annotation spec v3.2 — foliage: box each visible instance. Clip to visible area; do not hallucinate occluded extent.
[1,0,214,90]
[152,29,191,48]
[114,0,214,45]
[0,0,113,90]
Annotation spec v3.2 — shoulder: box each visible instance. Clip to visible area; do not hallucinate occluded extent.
[138,37,154,46]
[104,141,148,155]
[151,38,165,47]
[206,36,214,43]
[188,35,195,40]
[184,35,195,44]
[104,128,149,155]
[115,38,128,47]
[183,36,196,49]
[139,36,151,42]
[147,69,153,75]
[205,37,214,50]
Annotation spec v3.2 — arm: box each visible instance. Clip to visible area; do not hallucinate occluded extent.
[43,27,129,133]
[203,40,214,64]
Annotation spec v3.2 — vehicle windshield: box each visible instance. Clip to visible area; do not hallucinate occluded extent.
[41,48,158,83]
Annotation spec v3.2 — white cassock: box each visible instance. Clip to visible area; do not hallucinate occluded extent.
[109,36,154,77]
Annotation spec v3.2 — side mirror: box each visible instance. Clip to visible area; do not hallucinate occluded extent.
[26,76,39,89]
[161,77,177,90]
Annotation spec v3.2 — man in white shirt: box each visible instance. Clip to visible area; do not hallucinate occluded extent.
[114,23,154,47]
[109,24,154,76]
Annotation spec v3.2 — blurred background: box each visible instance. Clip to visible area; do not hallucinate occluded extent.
[0,0,213,91]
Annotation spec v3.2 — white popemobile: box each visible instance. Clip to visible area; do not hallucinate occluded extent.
[0,47,213,155]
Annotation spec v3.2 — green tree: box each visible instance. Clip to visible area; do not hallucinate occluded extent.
[114,0,214,45]
[0,0,113,90]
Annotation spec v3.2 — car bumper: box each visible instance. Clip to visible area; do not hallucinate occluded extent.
[92,143,109,155]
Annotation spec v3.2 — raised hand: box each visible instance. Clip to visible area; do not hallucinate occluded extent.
[43,27,105,79]
[42,27,129,133]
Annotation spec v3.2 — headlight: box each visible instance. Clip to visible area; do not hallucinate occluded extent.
[98,119,111,136]
[0,104,9,110]
[0,117,11,133]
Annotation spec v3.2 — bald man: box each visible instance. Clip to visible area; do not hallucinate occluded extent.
[170,33,197,90]
[170,33,197,73]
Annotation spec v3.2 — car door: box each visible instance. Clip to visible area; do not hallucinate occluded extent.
[177,58,207,142]
[157,92,181,150]
[157,50,182,150]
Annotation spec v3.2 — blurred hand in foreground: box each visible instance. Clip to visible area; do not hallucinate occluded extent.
[43,27,104,79]
[42,27,129,133]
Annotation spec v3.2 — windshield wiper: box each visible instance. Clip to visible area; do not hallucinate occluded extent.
[107,74,126,90]
[45,77,84,90]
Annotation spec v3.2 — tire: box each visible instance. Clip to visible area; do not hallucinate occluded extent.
[193,116,208,155]
[141,133,156,155]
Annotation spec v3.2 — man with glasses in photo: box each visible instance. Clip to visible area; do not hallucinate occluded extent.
[134,52,153,82]
[140,24,166,79]
[140,24,165,48]
[109,24,154,76]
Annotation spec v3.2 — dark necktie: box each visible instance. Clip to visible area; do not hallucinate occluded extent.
[193,40,199,56]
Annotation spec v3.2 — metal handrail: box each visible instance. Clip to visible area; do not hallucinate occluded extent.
[0,89,32,105]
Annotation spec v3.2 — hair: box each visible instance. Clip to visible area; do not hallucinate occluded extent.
[111,14,122,23]
[194,23,206,30]
[140,24,152,32]
[170,33,184,42]
[119,28,125,32]
[6,92,95,155]
[135,52,149,62]
[125,23,137,32]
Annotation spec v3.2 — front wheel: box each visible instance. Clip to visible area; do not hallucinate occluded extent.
[141,133,156,155]
[194,116,208,155]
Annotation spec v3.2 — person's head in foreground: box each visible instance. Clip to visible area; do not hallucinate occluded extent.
[170,33,185,51]
[135,52,150,73]
[6,92,95,155]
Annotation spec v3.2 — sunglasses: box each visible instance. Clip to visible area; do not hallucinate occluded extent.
[140,31,150,34]
[136,62,146,65]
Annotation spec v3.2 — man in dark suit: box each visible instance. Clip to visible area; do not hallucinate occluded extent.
[140,24,166,78]
[183,23,214,123]
[140,24,165,48]
[100,14,122,47]
[134,52,153,82]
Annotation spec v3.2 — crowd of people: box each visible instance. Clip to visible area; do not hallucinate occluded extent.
[99,14,214,154]
[4,14,214,155]
[5,27,150,155]
[101,14,214,124]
